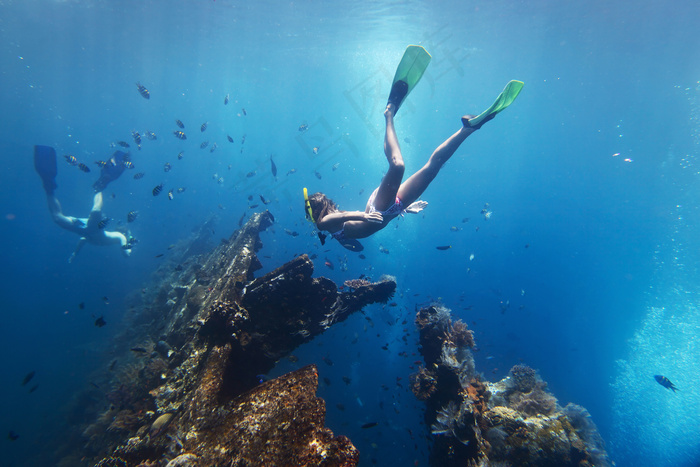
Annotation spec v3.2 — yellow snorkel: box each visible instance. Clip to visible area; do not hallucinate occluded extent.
[303,187,315,223]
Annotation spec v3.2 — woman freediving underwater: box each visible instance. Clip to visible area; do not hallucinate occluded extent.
[304,46,523,252]
[34,145,135,262]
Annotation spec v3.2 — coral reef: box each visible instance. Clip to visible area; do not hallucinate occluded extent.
[59,211,394,466]
[410,303,611,466]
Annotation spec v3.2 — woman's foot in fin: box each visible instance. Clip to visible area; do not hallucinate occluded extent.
[387,80,408,114]
[462,113,495,130]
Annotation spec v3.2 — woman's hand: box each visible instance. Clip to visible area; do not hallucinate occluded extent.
[405,200,428,213]
[365,212,383,223]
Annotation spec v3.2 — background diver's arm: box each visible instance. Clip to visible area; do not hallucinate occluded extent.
[317,210,383,232]
[68,237,87,263]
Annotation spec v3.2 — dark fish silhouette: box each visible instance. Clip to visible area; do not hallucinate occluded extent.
[8,431,19,441]
[201,122,208,132]
[22,371,35,386]
[79,302,85,310]
[163,162,172,173]
[117,141,130,148]
[136,82,150,99]
[175,119,184,129]
[173,131,187,140]
[177,152,184,160]
[127,211,138,223]
[654,375,678,392]
[200,141,209,149]
[153,184,164,196]
[94,316,106,327]
[78,163,90,173]
[227,135,233,143]
[361,422,378,429]
[130,347,148,353]
[97,218,110,229]
[259,195,271,205]
[270,156,277,178]
[436,245,452,250]
[131,131,142,146]
[133,172,145,180]
[224,94,229,105]
[28,384,38,393]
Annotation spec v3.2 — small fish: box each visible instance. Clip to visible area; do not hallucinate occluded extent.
[8,431,19,441]
[97,218,110,229]
[436,245,452,250]
[284,229,299,237]
[323,356,334,366]
[78,163,90,173]
[117,141,130,148]
[79,302,85,310]
[270,156,277,178]
[259,195,271,205]
[177,151,184,160]
[28,384,39,393]
[163,162,172,172]
[312,147,319,155]
[21,371,35,386]
[94,160,107,168]
[127,211,139,223]
[246,171,256,178]
[102,296,109,303]
[361,422,378,429]
[145,131,157,140]
[224,94,229,105]
[177,187,186,193]
[153,184,164,196]
[342,376,351,385]
[173,131,187,140]
[314,171,322,179]
[241,134,246,144]
[130,346,148,354]
[288,355,299,363]
[241,108,247,116]
[286,169,296,176]
[654,375,678,392]
[175,119,185,129]
[64,155,78,166]
[299,123,309,132]
[123,161,134,169]
[332,162,340,171]
[324,259,334,270]
[131,130,142,145]
[154,253,164,258]
[201,122,208,132]
[94,316,106,327]
[249,204,259,209]
[133,172,145,180]
[200,141,209,149]
[227,135,234,143]
[358,254,366,259]
[168,190,174,200]
[210,142,217,153]
[136,82,150,99]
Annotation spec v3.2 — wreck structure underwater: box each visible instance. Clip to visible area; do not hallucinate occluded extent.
[55,212,610,466]
[60,211,395,466]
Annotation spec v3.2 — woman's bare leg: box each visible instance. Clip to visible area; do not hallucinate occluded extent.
[371,104,405,211]
[398,118,477,205]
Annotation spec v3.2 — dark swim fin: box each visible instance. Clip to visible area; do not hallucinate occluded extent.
[34,145,58,192]
[387,45,432,114]
[337,237,364,252]
[93,150,127,192]
[464,80,524,129]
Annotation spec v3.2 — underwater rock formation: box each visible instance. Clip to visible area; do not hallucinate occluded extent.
[410,303,611,467]
[71,211,394,466]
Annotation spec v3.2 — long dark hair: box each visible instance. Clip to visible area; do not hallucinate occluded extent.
[308,192,338,223]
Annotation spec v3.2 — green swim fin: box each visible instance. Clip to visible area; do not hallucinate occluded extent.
[387,45,432,114]
[466,80,524,129]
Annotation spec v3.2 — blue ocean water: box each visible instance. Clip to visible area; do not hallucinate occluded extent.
[1,1,699,465]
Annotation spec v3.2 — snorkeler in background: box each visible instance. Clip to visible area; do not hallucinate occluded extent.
[304,46,523,251]
[34,145,133,263]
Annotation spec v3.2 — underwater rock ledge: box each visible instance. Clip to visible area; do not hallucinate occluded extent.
[410,303,611,467]
[78,212,394,467]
